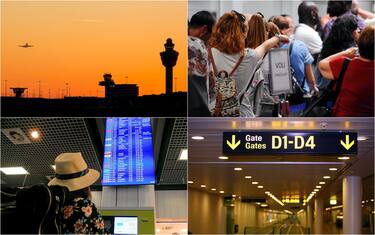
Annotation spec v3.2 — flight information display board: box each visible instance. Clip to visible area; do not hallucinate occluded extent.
[223,131,357,155]
[102,118,155,186]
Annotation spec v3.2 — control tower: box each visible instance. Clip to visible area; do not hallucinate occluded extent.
[10,87,27,98]
[98,73,115,98]
[160,38,179,94]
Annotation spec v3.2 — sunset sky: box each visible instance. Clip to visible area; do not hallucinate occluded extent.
[1,1,187,98]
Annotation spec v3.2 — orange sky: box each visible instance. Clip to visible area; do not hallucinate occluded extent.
[1,1,187,98]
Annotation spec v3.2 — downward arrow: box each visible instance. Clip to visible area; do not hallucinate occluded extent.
[340,135,355,150]
[227,135,241,150]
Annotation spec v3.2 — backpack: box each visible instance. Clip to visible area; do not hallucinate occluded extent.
[208,48,243,117]
[239,58,279,117]
[1,184,69,234]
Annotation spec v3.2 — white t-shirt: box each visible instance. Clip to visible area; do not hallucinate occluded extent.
[294,23,322,55]
[210,47,261,116]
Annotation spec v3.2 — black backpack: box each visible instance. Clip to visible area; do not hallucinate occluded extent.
[1,184,69,234]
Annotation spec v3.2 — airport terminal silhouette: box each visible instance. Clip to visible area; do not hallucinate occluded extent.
[2,39,186,117]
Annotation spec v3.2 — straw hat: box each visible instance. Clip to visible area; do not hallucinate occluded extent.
[48,152,100,192]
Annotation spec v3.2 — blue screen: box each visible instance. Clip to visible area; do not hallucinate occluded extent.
[102,118,155,185]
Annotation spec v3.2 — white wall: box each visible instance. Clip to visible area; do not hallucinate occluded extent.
[188,188,227,234]
[155,190,187,221]
[97,185,155,209]
[233,201,257,233]
[189,0,374,24]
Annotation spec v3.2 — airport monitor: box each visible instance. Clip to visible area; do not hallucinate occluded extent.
[103,216,138,235]
[102,117,155,186]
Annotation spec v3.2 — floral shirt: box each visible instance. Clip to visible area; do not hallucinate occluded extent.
[188,36,215,116]
[62,197,104,234]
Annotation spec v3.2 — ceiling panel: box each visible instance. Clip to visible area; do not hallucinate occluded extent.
[1,118,102,187]
[188,118,374,209]
[158,118,187,185]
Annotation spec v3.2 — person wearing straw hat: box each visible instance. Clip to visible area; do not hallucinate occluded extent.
[48,152,105,234]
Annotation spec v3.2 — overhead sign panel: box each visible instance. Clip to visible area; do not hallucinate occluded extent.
[223,131,357,155]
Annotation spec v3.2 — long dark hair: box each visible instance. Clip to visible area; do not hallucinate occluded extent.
[67,187,90,201]
[320,14,358,59]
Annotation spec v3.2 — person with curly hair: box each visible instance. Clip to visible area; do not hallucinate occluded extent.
[208,11,288,117]
[318,14,360,89]
[319,25,374,117]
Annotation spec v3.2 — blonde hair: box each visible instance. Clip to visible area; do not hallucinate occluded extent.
[209,12,247,54]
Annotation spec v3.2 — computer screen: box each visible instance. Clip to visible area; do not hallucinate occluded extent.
[114,217,138,235]
[102,117,155,186]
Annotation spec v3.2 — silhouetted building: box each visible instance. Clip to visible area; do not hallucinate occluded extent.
[10,88,27,98]
[108,84,139,98]
[99,73,115,98]
[160,38,178,94]
[98,73,138,99]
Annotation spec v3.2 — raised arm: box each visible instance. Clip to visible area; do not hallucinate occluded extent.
[254,35,289,58]
[318,47,357,80]
[305,64,319,95]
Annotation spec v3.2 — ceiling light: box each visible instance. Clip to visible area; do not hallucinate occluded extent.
[314,189,319,192]
[252,182,259,185]
[211,188,216,191]
[218,156,228,160]
[260,203,268,207]
[371,199,374,202]
[266,193,284,206]
[357,136,367,141]
[323,176,331,179]
[219,191,224,194]
[329,168,337,171]
[234,168,242,171]
[178,149,188,160]
[191,136,205,140]
[188,181,194,184]
[330,199,337,205]
[30,130,40,139]
[51,165,56,171]
[319,181,326,184]
[338,156,350,160]
[232,194,236,197]
[200,185,206,188]
[316,185,322,188]
[245,176,252,179]
[257,185,264,188]
[0,167,29,175]
[265,191,270,194]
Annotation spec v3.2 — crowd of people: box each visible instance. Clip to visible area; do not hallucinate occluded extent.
[188,0,374,117]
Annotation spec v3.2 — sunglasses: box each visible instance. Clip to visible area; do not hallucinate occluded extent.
[256,12,265,19]
[231,10,246,23]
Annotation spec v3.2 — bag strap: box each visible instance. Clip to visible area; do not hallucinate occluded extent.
[239,60,264,104]
[229,55,244,77]
[302,57,351,117]
[207,47,218,76]
[288,41,294,57]
[334,58,351,97]
[208,47,244,77]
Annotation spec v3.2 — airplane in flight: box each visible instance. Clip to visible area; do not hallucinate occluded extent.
[18,43,34,48]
